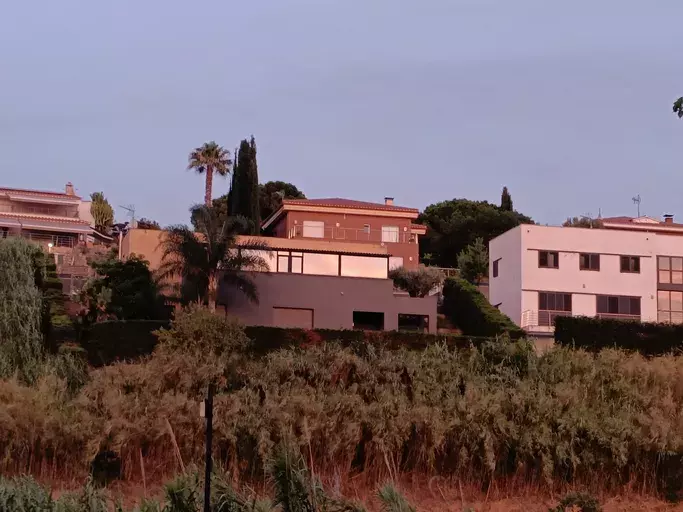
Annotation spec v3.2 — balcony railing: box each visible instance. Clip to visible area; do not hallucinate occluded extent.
[1,230,76,248]
[596,313,641,321]
[521,309,571,329]
[288,224,416,244]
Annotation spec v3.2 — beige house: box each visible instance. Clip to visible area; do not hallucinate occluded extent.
[489,215,683,337]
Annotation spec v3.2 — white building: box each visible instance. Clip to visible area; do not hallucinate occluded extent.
[489,216,683,336]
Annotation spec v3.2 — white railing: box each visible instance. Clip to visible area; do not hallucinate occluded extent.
[0,204,77,217]
[288,224,416,244]
[521,310,571,329]
[1,230,77,248]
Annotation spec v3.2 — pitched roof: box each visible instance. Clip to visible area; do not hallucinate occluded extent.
[282,198,419,213]
[0,186,81,200]
[0,211,90,225]
[602,216,683,229]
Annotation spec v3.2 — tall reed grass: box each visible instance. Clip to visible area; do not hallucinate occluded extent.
[2,310,683,497]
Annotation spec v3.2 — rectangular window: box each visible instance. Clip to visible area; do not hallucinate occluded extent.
[658,256,683,284]
[538,291,572,326]
[340,255,388,278]
[620,255,640,273]
[658,290,683,323]
[302,253,338,276]
[492,258,500,278]
[353,311,384,331]
[302,220,325,238]
[596,295,641,318]
[389,256,404,270]
[363,224,371,234]
[538,251,559,269]
[276,251,303,273]
[381,226,399,243]
[579,253,600,271]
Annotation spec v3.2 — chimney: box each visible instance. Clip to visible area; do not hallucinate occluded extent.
[65,182,75,196]
[664,214,674,224]
[384,197,394,206]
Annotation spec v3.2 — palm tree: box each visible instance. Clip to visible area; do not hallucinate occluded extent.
[158,205,269,312]
[188,142,232,206]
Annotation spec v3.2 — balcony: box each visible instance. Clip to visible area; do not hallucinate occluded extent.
[1,230,76,248]
[287,224,416,244]
[521,309,571,333]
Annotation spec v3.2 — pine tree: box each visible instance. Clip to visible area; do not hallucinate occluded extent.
[500,186,513,211]
[228,136,261,234]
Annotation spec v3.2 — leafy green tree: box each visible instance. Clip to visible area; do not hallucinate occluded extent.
[500,186,513,211]
[674,97,683,118]
[188,141,232,206]
[259,181,306,221]
[0,238,45,382]
[228,137,261,234]
[457,237,489,284]
[419,198,533,268]
[84,256,167,320]
[563,216,603,228]
[159,205,269,312]
[90,192,114,231]
[136,218,161,230]
[389,266,444,297]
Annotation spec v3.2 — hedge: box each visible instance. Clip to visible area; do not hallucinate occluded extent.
[76,320,492,366]
[442,277,525,339]
[554,315,683,356]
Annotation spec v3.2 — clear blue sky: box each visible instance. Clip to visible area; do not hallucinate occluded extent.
[1,0,681,226]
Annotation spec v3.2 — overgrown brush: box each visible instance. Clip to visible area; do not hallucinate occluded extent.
[5,309,683,497]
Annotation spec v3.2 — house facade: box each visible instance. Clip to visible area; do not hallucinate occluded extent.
[122,228,437,333]
[262,197,426,270]
[489,216,683,336]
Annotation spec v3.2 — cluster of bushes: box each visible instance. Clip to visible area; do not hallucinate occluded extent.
[3,309,683,499]
[442,277,524,338]
[555,316,683,356]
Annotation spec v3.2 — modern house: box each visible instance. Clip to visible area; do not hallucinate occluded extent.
[262,197,426,270]
[122,225,437,333]
[489,215,683,336]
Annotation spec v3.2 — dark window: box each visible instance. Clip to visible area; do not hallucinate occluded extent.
[353,311,384,331]
[579,253,600,271]
[492,258,500,278]
[620,256,640,273]
[538,292,572,312]
[539,251,559,269]
[658,256,683,284]
[398,314,429,332]
[596,295,641,317]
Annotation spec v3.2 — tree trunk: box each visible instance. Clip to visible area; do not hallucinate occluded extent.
[205,166,214,206]
[208,273,218,313]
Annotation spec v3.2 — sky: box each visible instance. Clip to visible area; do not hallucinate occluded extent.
[1,0,681,226]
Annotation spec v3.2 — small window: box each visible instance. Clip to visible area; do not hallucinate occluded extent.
[579,253,600,271]
[381,226,399,243]
[620,256,640,273]
[538,251,559,269]
[276,251,303,273]
[363,224,371,234]
[492,258,500,278]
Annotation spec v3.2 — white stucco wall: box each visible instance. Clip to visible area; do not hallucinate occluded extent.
[489,226,523,324]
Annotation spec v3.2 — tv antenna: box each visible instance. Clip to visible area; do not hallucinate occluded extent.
[119,204,136,228]
[632,195,641,218]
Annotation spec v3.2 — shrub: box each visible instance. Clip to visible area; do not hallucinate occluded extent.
[554,315,683,356]
[389,266,444,297]
[82,320,169,366]
[550,492,602,512]
[457,237,488,284]
[442,277,524,338]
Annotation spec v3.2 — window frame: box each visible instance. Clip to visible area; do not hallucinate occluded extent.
[658,256,683,285]
[657,290,683,324]
[276,251,304,273]
[381,225,400,243]
[579,253,600,271]
[302,220,325,239]
[620,255,640,274]
[596,294,641,317]
[492,258,500,278]
[538,250,559,269]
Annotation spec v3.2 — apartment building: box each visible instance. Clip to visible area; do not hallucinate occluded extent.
[261,197,426,270]
[489,216,683,336]
[122,228,436,332]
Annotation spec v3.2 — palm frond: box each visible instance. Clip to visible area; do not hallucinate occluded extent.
[188,141,232,174]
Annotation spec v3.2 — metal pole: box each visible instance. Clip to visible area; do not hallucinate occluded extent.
[203,382,214,512]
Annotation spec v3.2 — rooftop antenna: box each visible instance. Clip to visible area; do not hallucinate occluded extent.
[119,204,136,228]
[632,195,641,218]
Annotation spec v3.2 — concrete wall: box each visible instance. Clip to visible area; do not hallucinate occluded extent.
[219,272,438,333]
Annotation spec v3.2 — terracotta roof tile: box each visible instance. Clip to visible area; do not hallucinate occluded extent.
[0,211,90,225]
[283,197,419,213]
[0,187,81,200]
[602,216,683,229]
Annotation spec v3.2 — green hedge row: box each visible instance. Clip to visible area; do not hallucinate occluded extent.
[78,320,489,366]
[554,315,683,356]
[441,277,525,339]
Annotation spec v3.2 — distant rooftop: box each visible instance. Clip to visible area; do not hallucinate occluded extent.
[0,183,81,200]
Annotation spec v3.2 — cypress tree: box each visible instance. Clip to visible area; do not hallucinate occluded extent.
[229,136,261,234]
[500,186,513,211]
